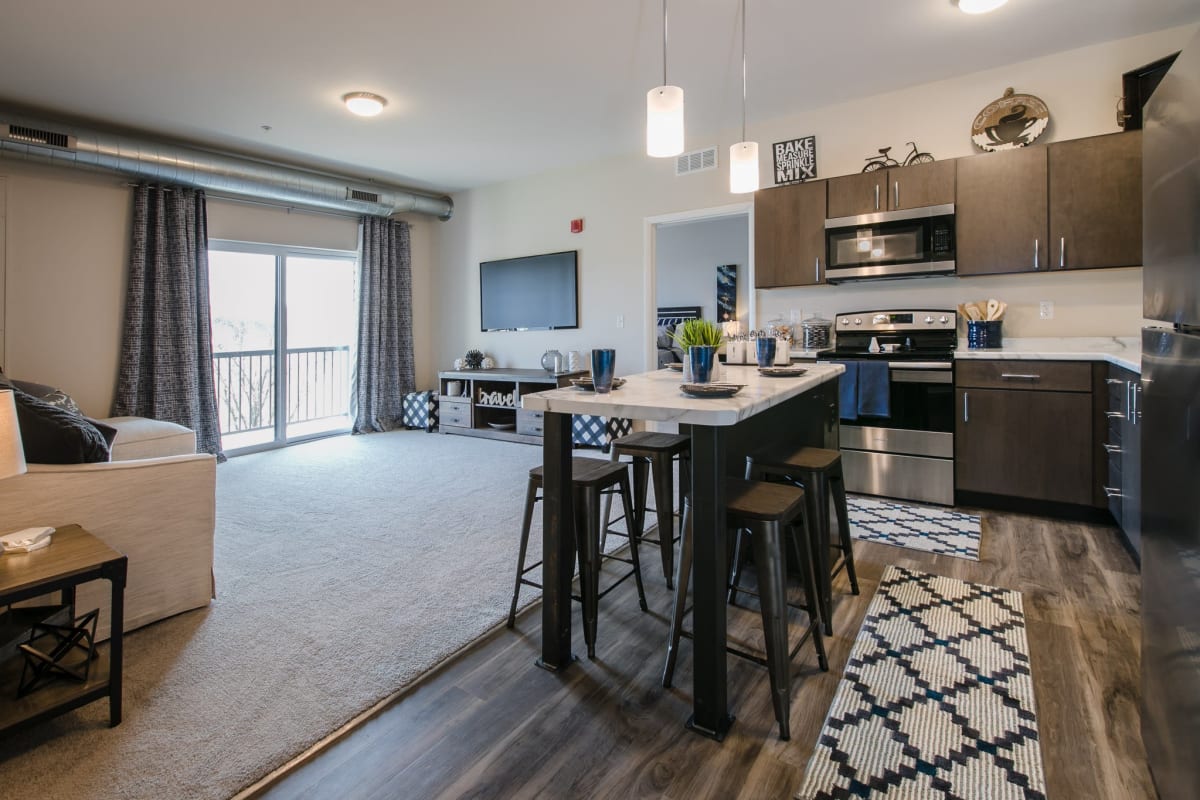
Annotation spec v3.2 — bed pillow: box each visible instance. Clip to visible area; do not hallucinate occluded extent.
[11,389,111,464]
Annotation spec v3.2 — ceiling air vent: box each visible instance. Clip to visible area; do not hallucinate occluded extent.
[346,188,381,203]
[1,123,76,150]
[675,146,718,176]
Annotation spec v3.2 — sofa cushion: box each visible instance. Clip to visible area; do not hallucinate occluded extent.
[12,389,111,464]
[104,416,197,461]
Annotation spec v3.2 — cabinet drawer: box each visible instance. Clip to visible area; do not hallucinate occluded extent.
[516,409,544,436]
[441,399,471,416]
[440,407,472,428]
[956,360,1092,391]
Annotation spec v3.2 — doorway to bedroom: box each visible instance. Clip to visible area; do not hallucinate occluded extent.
[208,241,359,453]
[649,207,751,369]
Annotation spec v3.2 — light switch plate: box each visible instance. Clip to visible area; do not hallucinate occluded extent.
[1039,301,1054,320]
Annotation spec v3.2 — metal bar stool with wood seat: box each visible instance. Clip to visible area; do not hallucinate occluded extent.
[601,431,691,589]
[506,457,648,658]
[743,446,859,636]
[661,478,827,741]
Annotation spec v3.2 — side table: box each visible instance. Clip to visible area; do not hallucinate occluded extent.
[0,524,127,734]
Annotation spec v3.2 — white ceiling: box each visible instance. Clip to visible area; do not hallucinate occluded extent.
[0,1,1196,195]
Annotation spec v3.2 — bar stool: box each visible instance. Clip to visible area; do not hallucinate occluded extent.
[661,478,827,741]
[601,431,691,589]
[744,446,859,636]
[507,457,648,658]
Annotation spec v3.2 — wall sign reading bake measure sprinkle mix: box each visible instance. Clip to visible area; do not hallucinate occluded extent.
[971,87,1050,151]
[772,136,817,184]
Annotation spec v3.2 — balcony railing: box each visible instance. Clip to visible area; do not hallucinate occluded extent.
[213,346,352,437]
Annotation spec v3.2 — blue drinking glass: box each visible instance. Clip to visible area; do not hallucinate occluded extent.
[591,348,616,393]
[689,345,716,384]
[756,337,776,368]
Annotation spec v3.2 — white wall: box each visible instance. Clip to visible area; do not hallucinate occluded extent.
[0,158,442,416]
[434,23,1197,372]
[656,214,750,329]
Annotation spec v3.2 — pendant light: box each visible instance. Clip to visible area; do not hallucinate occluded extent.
[646,0,684,157]
[729,0,759,193]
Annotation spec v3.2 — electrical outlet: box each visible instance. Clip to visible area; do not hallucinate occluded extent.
[1039,301,1054,320]
[616,314,624,329]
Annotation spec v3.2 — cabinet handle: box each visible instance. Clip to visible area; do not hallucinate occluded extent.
[963,391,969,423]
[1105,411,1125,419]
[1105,378,1124,385]
[815,256,820,283]
[1103,443,1122,454]
[1060,237,1066,268]
[1000,373,1041,380]
[1034,238,1040,270]
[894,180,899,208]
[874,184,880,211]
[1103,487,1124,498]
[1130,381,1139,425]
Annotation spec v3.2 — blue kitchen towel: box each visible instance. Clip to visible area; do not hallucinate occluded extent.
[857,360,891,418]
[833,361,859,420]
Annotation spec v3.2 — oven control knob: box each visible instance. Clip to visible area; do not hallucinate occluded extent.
[939,315,949,324]
[854,318,862,326]
[924,315,935,324]
[841,318,850,326]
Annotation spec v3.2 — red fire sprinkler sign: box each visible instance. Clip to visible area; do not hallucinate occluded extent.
[570,218,584,234]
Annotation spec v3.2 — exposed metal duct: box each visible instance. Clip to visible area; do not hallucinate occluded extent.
[0,110,453,220]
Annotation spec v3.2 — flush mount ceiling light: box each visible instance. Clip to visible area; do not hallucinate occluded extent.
[729,0,759,193]
[342,92,387,117]
[956,0,1009,13]
[646,0,684,157]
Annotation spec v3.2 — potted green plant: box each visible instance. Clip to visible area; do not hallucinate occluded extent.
[670,319,725,383]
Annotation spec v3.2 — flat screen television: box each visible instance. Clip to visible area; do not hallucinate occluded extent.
[479,250,579,332]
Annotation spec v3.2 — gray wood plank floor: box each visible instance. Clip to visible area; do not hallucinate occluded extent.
[253,510,1152,800]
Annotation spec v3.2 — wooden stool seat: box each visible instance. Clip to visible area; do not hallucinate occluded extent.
[603,432,691,589]
[662,477,827,741]
[508,457,648,659]
[746,446,860,637]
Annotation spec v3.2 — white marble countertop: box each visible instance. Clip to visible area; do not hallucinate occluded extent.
[521,363,844,426]
[954,336,1141,373]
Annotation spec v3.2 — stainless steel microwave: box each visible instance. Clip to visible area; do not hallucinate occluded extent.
[824,204,955,283]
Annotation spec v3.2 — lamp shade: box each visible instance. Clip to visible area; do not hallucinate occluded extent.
[646,86,685,157]
[729,141,760,193]
[0,390,27,481]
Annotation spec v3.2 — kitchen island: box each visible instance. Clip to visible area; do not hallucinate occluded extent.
[522,363,843,738]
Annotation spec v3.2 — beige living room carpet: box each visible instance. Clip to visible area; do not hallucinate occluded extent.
[0,430,612,800]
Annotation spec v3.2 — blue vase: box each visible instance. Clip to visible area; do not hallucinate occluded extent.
[689,345,717,384]
[756,337,776,367]
[591,348,616,393]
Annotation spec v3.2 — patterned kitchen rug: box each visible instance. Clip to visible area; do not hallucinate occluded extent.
[848,496,981,560]
[796,565,1045,800]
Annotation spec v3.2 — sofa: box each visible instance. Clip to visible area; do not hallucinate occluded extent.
[1,401,216,641]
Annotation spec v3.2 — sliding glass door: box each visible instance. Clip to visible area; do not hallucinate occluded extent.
[209,242,358,453]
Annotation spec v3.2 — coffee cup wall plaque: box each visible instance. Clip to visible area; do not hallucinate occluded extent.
[971,87,1050,151]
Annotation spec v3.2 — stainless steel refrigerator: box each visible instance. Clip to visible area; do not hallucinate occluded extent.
[1141,27,1200,800]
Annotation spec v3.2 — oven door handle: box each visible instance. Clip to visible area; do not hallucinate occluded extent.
[887,362,952,370]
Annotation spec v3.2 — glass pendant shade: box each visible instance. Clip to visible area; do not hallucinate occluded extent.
[957,0,1008,13]
[646,86,685,157]
[729,141,759,193]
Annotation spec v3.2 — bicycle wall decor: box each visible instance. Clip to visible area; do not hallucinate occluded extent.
[860,141,935,173]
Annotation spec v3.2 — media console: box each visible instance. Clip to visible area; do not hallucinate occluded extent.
[437,368,582,444]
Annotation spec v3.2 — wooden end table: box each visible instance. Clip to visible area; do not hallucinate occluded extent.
[0,524,127,735]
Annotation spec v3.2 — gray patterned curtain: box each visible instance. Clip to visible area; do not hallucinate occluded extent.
[113,184,223,459]
[354,216,416,433]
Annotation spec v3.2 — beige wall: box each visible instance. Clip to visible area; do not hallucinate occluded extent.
[434,24,1197,373]
[0,159,442,417]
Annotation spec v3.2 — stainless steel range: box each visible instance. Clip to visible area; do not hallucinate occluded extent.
[824,309,957,506]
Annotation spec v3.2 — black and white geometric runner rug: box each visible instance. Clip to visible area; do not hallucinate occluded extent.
[848,496,982,561]
[796,566,1045,800]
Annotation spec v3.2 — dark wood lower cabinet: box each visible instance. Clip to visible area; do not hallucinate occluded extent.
[956,385,1094,506]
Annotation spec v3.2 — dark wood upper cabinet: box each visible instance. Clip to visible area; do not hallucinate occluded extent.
[955,146,1048,276]
[887,160,956,211]
[826,172,884,218]
[1048,131,1142,270]
[826,161,955,217]
[754,180,827,288]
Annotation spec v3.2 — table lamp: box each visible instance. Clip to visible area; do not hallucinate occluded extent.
[0,390,51,553]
